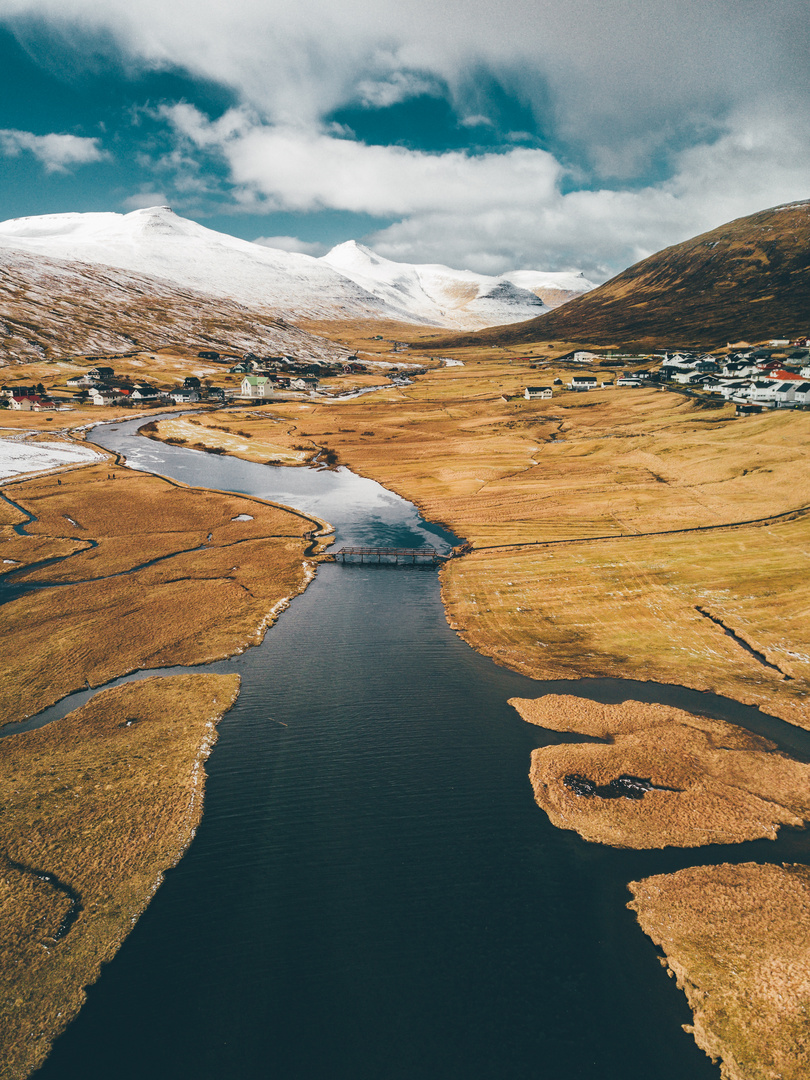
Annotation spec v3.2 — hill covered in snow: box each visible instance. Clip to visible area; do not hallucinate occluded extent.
[319,240,591,327]
[0,207,594,359]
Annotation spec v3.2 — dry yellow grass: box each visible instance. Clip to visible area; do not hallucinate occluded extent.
[628,862,810,1080]
[1,463,320,727]
[144,412,316,465]
[0,673,239,1080]
[512,695,810,847]
[186,356,810,728]
[442,513,810,727]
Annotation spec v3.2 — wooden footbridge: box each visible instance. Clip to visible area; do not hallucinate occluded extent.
[335,546,447,564]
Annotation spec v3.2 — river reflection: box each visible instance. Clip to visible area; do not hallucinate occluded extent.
[33,416,806,1080]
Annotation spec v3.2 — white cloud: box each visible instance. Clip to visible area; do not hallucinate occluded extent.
[253,235,327,256]
[157,102,810,278]
[356,71,441,109]
[368,109,810,277]
[122,189,169,209]
[163,105,563,216]
[3,0,808,165]
[2,0,808,274]
[0,128,108,172]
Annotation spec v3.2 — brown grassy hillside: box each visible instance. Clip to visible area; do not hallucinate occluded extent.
[432,200,810,350]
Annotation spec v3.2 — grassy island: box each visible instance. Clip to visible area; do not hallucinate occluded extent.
[511,694,810,848]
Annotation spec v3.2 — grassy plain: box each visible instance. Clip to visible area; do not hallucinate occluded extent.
[512,695,810,847]
[0,673,240,1080]
[628,862,810,1080]
[0,460,321,727]
[188,352,810,727]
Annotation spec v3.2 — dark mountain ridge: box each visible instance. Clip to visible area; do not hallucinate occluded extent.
[430,200,810,351]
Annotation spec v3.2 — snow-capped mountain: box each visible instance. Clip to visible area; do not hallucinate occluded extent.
[319,240,589,327]
[0,207,594,344]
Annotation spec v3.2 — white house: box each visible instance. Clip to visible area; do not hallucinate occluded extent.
[572,351,601,363]
[89,387,130,406]
[791,381,810,405]
[717,380,752,400]
[241,376,273,398]
[771,383,796,406]
[569,375,598,391]
[524,386,552,399]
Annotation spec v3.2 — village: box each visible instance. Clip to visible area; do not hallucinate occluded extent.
[3,335,809,416]
[0,350,425,412]
[522,335,810,411]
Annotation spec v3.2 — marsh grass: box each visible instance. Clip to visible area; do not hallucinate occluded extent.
[0,673,240,1080]
[1,464,315,727]
[629,862,810,1080]
[511,695,810,847]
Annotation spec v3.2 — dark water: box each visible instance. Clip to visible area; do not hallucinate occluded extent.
[31,417,810,1080]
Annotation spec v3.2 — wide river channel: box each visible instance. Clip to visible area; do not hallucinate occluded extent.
[30,415,810,1080]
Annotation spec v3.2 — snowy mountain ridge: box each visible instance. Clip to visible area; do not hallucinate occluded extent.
[0,206,594,332]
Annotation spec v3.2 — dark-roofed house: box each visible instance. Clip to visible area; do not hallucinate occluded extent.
[524,386,552,399]
[569,375,598,391]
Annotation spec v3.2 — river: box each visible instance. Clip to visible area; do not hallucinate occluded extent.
[31,415,810,1080]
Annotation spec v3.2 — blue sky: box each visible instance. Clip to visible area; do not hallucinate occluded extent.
[0,0,808,279]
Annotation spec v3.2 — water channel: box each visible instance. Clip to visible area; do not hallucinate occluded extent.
[30,415,810,1079]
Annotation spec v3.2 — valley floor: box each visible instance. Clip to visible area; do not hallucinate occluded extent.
[2,339,809,1080]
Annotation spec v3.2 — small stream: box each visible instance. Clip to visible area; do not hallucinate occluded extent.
[26,415,810,1080]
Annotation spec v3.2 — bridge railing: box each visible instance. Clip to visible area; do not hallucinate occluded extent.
[335,546,445,563]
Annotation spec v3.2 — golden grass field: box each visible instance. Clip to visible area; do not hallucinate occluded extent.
[0,459,321,727]
[0,674,240,1080]
[512,695,810,847]
[629,862,810,1080]
[189,352,810,728]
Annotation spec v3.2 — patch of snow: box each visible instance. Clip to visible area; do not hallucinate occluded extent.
[231,514,254,522]
[0,438,101,480]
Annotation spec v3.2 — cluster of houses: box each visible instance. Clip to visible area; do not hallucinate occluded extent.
[64,368,229,406]
[657,342,810,409]
[229,352,372,395]
[1,366,230,410]
[523,337,810,410]
[1,385,59,411]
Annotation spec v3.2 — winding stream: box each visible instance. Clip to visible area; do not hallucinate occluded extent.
[28,415,810,1080]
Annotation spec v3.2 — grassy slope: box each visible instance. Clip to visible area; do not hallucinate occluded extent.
[428,201,810,350]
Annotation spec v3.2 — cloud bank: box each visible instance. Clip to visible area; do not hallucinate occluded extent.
[2,0,808,275]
